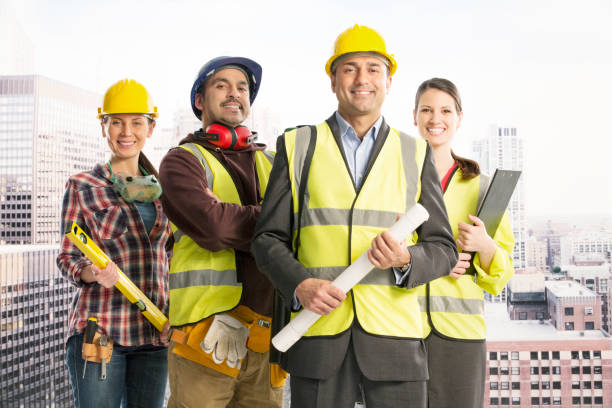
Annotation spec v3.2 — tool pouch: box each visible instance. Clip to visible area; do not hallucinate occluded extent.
[82,332,114,363]
[171,305,288,386]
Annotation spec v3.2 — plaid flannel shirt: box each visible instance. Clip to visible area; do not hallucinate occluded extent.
[57,163,171,346]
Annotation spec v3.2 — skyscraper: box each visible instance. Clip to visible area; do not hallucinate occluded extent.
[0,75,104,244]
[1,245,76,407]
[473,125,526,302]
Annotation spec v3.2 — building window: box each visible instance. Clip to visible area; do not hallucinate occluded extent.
[552,351,560,359]
[512,397,520,406]
[500,351,508,360]
[572,396,581,404]
[582,351,590,359]
[490,382,499,390]
[530,366,539,375]
[594,366,602,374]
[536,311,545,319]
[594,381,602,389]
[572,381,580,389]
[490,352,498,360]
[501,382,509,390]
[530,352,538,360]
[585,321,595,330]
[512,382,520,390]
[541,366,550,375]
[541,351,549,360]
[553,397,561,405]
[553,381,561,389]
[500,367,509,375]
[571,351,579,359]
[531,382,539,390]
[552,366,561,375]
[519,312,527,320]
[583,381,591,389]
[501,397,509,406]
[571,366,580,374]
[583,397,592,404]
[511,367,520,375]
[565,307,574,316]
[490,397,499,406]
[583,366,591,374]
[565,322,574,330]
[511,351,519,360]
[542,397,551,405]
[532,397,540,406]
[593,351,601,359]
[490,367,498,375]
[594,396,603,404]
[585,307,593,315]
[542,381,550,390]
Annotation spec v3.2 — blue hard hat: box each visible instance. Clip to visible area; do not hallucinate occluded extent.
[190,56,262,120]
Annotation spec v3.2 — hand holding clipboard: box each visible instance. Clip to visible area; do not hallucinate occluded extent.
[457,169,521,276]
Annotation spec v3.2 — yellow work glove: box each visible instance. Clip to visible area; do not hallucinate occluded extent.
[200,313,248,368]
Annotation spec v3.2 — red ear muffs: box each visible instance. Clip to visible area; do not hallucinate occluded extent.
[201,123,256,150]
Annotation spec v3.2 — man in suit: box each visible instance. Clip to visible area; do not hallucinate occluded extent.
[252,25,457,408]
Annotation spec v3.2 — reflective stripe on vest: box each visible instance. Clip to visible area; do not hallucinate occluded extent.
[286,121,427,337]
[168,143,273,326]
[419,171,490,340]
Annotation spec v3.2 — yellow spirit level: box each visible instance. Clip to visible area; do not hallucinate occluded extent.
[66,222,168,332]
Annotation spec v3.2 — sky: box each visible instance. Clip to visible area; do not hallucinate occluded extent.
[2,0,611,217]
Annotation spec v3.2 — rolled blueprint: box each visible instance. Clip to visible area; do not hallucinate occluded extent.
[272,203,429,352]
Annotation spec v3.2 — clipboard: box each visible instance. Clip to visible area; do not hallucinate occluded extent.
[465,169,521,274]
[475,169,522,237]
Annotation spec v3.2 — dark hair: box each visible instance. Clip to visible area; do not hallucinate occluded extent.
[415,78,480,180]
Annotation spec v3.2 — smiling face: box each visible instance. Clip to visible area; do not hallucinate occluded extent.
[331,55,392,123]
[101,113,154,161]
[413,88,463,148]
[196,68,251,128]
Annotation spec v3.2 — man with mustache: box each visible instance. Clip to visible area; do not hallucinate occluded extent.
[252,26,457,408]
[159,56,285,407]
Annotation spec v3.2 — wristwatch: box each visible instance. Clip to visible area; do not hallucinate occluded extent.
[398,262,411,273]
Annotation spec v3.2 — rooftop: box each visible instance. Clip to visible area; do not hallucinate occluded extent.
[485,303,608,341]
[545,280,597,298]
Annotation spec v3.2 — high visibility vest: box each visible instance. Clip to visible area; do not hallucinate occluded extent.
[285,121,428,338]
[417,169,515,340]
[168,143,274,326]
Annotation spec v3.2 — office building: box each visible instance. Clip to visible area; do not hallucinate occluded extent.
[507,270,549,321]
[0,245,75,407]
[485,303,612,407]
[527,237,548,270]
[0,75,103,244]
[560,233,612,266]
[564,263,611,333]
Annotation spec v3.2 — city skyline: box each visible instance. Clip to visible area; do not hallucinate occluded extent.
[1,0,611,217]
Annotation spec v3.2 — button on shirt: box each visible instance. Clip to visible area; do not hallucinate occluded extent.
[335,112,381,189]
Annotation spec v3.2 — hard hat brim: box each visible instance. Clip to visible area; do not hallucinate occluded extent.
[325,52,397,76]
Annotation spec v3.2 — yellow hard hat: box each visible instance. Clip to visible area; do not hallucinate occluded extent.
[325,24,397,76]
[97,79,158,119]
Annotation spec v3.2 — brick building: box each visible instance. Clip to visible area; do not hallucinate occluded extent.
[485,303,612,407]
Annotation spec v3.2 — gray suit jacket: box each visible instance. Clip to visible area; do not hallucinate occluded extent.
[252,115,457,381]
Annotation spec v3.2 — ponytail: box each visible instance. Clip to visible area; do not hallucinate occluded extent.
[451,150,480,180]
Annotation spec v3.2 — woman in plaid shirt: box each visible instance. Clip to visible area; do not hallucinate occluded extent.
[57,79,172,408]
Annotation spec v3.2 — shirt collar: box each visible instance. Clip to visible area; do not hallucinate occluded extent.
[335,111,382,142]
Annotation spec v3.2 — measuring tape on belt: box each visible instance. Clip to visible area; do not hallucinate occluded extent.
[66,222,187,343]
